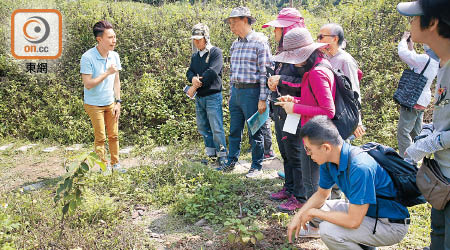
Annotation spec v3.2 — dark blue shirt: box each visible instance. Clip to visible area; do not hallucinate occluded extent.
[319,142,410,220]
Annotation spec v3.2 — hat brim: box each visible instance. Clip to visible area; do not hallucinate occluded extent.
[191,35,205,40]
[224,15,257,24]
[262,19,296,28]
[273,43,327,65]
[397,1,423,16]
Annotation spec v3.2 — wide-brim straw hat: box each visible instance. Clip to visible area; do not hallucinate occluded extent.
[273,28,327,64]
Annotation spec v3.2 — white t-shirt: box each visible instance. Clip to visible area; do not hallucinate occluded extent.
[328,49,361,103]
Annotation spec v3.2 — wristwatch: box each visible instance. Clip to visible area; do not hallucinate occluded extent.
[115,99,122,104]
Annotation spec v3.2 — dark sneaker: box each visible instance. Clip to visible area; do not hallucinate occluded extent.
[278,196,304,212]
[217,156,227,166]
[216,159,236,172]
[263,151,276,161]
[270,187,290,200]
[245,168,262,178]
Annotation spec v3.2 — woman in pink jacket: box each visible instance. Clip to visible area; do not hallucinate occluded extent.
[275,27,336,200]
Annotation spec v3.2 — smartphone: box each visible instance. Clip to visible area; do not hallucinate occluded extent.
[268,97,279,104]
[407,35,411,42]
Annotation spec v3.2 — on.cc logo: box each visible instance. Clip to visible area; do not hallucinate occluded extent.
[11,9,62,60]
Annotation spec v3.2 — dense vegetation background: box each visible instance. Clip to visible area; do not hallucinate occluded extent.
[0,1,434,249]
[0,0,412,147]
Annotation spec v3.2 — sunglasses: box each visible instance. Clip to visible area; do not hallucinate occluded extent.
[317,34,336,40]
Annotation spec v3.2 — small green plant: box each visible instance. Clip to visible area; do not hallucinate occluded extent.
[223,217,264,246]
[272,212,290,227]
[54,152,105,219]
[0,204,19,249]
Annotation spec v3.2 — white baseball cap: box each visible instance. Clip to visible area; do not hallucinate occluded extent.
[397,1,423,16]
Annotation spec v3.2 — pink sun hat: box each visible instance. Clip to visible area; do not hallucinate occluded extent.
[262,8,304,28]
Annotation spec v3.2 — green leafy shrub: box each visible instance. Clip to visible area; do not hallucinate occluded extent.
[0,205,20,249]
[223,217,264,246]
[171,164,244,223]
[77,189,120,225]
[54,151,106,219]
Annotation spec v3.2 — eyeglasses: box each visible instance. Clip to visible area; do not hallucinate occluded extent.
[317,34,336,40]
[408,16,418,24]
[304,145,312,154]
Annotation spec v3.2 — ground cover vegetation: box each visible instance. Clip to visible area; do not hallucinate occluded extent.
[0,0,433,249]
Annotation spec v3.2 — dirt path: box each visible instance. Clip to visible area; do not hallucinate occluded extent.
[0,144,142,193]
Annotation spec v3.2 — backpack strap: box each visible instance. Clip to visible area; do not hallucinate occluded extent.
[345,147,380,234]
[307,62,333,106]
[308,79,319,105]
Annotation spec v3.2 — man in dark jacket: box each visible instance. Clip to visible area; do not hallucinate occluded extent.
[186,23,227,165]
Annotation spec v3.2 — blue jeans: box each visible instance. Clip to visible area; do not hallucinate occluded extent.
[228,86,264,170]
[195,92,227,158]
[273,105,306,202]
[397,106,424,156]
[430,178,450,250]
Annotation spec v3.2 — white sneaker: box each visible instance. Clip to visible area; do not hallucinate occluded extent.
[245,168,262,178]
[299,224,320,238]
[112,163,126,173]
[101,164,112,176]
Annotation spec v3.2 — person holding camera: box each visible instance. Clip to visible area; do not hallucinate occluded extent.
[398,0,450,249]
[396,31,438,157]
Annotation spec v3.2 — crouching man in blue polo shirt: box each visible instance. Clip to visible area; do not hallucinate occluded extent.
[287,116,410,250]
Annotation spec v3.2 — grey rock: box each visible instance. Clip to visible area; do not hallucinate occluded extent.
[23,181,45,191]
[42,146,58,153]
[0,143,13,151]
[65,144,83,151]
[119,146,133,154]
[150,233,162,238]
[16,144,38,152]
[195,218,207,227]
[152,146,167,153]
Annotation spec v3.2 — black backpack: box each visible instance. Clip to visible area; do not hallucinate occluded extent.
[308,63,361,140]
[360,142,426,207]
[341,143,425,234]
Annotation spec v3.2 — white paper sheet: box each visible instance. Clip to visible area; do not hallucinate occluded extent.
[282,114,301,134]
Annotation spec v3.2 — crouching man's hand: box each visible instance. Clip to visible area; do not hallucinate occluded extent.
[287,209,315,243]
